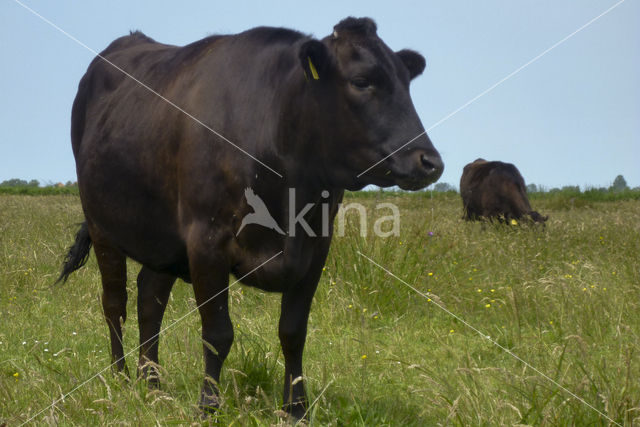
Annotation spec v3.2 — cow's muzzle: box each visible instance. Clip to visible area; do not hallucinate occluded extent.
[395,149,444,190]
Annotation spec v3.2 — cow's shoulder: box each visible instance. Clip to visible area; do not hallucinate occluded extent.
[238,26,306,45]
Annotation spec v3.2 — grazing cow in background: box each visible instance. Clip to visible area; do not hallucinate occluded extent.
[460,159,547,223]
[57,17,443,419]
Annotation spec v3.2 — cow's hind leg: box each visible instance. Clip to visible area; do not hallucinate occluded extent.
[136,266,176,387]
[93,239,128,374]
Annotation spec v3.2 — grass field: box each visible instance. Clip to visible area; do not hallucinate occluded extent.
[1,193,638,425]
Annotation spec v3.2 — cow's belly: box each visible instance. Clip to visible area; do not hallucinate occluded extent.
[229,234,331,293]
[232,256,313,293]
[79,168,189,279]
[88,205,189,277]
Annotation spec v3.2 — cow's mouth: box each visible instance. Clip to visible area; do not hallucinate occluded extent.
[396,177,436,191]
[359,151,443,191]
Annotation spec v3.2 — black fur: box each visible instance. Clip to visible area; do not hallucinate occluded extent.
[333,17,377,37]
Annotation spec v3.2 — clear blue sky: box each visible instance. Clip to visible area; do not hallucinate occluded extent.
[1,0,638,189]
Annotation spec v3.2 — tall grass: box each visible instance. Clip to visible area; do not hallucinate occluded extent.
[0,194,638,425]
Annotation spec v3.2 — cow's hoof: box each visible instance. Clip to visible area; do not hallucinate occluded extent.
[198,392,220,417]
[138,361,164,388]
[138,368,162,389]
[145,375,161,390]
[282,401,308,421]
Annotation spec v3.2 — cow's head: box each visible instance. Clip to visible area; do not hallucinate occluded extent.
[298,17,443,191]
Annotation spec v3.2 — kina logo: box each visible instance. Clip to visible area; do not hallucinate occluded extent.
[236,188,286,236]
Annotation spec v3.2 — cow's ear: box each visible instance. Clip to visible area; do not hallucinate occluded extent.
[299,40,329,81]
[397,49,426,80]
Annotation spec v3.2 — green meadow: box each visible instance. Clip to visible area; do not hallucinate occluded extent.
[1,192,638,425]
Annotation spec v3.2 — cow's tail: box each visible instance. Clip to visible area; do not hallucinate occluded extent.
[56,221,93,284]
[528,211,548,223]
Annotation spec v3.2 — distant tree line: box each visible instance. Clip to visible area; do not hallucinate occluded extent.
[0,175,637,197]
[0,179,78,195]
[0,178,41,187]
[432,182,457,192]
[0,179,77,188]
[431,175,635,194]
[526,175,632,194]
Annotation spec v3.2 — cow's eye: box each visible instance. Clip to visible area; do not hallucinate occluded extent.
[350,77,371,90]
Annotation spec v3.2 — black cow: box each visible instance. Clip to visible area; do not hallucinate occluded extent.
[460,158,546,223]
[58,17,443,418]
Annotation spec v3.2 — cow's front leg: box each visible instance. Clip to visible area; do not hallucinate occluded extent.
[188,244,233,413]
[278,276,320,419]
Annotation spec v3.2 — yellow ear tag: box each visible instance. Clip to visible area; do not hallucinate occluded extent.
[307,56,320,80]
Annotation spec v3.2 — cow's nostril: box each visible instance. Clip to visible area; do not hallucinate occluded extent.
[420,154,435,172]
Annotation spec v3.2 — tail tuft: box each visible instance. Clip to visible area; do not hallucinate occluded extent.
[56,221,92,284]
